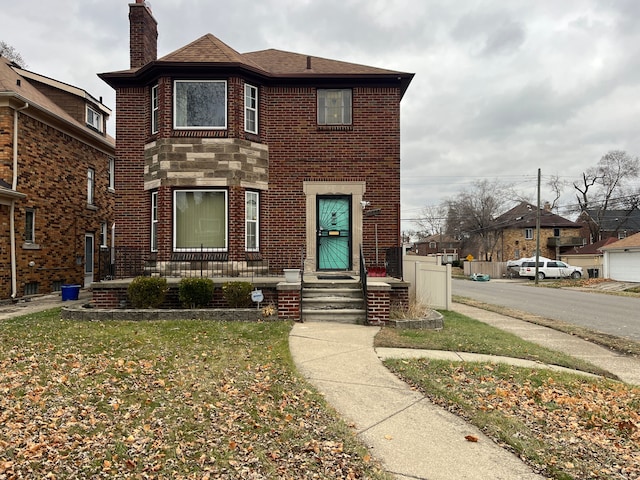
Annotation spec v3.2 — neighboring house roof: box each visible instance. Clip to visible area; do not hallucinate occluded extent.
[0,56,114,145]
[493,202,580,230]
[100,33,414,96]
[415,234,460,245]
[582,209,640,232]
[600,232,640,251]
[570,237,618,255]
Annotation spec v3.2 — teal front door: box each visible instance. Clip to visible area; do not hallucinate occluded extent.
[317,196,351,270]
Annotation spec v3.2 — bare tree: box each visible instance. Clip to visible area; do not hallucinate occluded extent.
[546,174,568,211]
[444,179,516,260]
[0,41,27,67]
[574,150,640,241]
[412,204,447,239]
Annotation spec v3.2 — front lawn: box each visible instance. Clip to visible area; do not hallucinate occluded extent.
[0,309,390,479]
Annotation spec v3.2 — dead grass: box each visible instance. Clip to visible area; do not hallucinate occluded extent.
[0,309,391,479]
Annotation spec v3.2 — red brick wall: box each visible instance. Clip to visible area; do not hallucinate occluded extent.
[0,108,114,299]
[262,86,401,270]
[113,77,402,272]
[114,86,149,252]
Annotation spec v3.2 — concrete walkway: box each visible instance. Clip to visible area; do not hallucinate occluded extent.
[289,304,640,479]
[290,322,546,479]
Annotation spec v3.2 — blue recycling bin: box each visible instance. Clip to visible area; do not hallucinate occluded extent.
[61,284,81,301]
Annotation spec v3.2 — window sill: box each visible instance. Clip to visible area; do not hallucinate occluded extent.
[23,243,41,250]
[317,125,353,132]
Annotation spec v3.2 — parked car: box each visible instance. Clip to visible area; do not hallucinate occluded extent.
[519,259,583,280]
[506,256,552,276]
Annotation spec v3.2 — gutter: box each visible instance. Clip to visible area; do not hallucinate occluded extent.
[10,101,29,299]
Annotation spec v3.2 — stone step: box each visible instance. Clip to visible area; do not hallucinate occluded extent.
[302,296,365,309]
[302,288,364,299]
[301,308,366,324]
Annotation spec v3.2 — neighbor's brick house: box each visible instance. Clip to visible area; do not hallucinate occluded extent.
[0,57,115,300]
[491,202,584,261]
[99,1,413,280]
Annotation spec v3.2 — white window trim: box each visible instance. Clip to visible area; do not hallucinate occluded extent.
[151,84,159,134]
[172,189,228,252]
[244,83,258,134]
[108,158,115,191]
[525,228,534,240]
[151,191,158,252]
[87,168,95,205]
[86,105,103,132]
[245,191,259,251]
[173,80,227,130]
[100,222,108,247]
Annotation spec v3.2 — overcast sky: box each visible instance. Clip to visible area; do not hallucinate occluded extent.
[4,0,640,232]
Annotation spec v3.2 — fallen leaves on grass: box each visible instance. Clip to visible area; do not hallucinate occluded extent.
[387,360,640,480]
[0,316,388,479]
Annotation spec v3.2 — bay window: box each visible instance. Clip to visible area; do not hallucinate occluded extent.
[245,191,259,251]
[174,80,227,129]
[244,84,258,134]
[174,190,227,250]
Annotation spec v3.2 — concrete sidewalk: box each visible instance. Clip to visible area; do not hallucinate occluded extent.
[289,304,640,479]
[290,322,545,480]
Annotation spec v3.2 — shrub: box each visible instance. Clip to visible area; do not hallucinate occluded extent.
[127,276,167,308]
[222,281,253,308]
[179,278,214,308]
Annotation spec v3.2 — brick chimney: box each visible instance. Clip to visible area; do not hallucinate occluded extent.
[129,0,158,69]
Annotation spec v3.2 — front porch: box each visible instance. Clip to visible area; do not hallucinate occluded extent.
[89,273,409,325]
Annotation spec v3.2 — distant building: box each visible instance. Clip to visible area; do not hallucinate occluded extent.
[491,202,583,261]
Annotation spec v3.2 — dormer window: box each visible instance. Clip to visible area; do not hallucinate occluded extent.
[86,106,103,132]
[174,80,227,129]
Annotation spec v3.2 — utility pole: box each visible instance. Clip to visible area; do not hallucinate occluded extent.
[534,168,541,285]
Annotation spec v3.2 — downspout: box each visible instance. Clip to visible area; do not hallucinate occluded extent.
[10,102,29,299]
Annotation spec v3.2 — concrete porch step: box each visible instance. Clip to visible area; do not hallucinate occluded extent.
[301,308,366,324]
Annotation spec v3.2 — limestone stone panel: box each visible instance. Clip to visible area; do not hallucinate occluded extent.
[144,138,269,191]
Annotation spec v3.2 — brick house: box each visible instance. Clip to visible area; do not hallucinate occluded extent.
[0,57,115,300]
[491,201,584,261]
[578,208,640,243]
[413,234,460,262]
[98,1,413,279]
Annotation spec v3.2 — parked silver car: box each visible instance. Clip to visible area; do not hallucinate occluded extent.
[519,259,583,280]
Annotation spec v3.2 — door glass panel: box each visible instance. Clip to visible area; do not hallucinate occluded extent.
[317,196,350,270]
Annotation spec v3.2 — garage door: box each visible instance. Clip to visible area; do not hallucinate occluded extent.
[608,251,640,282]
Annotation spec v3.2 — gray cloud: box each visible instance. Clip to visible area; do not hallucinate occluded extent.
[4,0,640,231]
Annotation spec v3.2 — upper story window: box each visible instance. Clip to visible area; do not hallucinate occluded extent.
[244,84,258,134]
[108,158,115,191]
[87,168,95,205]
[525,228,534,240]
[174,80,227,129]
[86,106,103,132]
[318,89,352,125]
[151,84,159,134]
